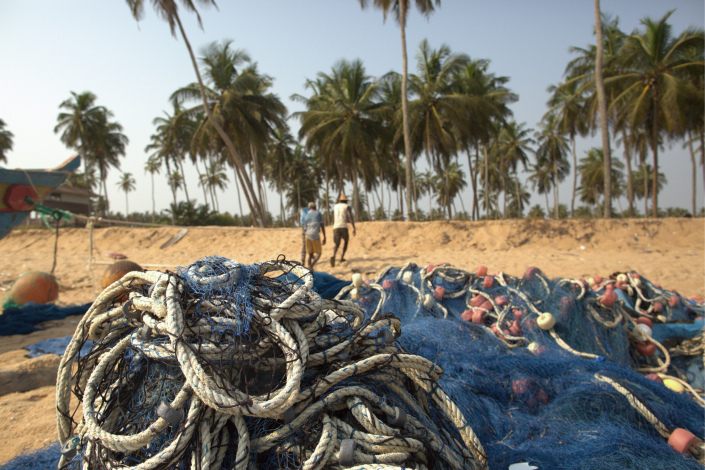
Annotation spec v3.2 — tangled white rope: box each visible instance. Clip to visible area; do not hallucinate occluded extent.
[56,257,487,470]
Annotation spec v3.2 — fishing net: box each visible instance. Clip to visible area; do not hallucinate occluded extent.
[55,256,486,470]
[331,262,705,469]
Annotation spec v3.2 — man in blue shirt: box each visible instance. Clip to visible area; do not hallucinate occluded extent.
[302,202,326,270]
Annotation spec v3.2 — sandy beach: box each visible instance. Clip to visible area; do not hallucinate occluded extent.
[0,217,703,462]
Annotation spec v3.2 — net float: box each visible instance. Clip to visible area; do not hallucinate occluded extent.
[636,323,652,337]
[513,309,523,320]
[644,373,662,383]
[668,428,697,454]
[472,309,486,324]
[512,378,533,394]
[483,276,494,289]
[495,295,509,307]
[636,317,653,328]
[434,286,446,301]
[587,277,596,287]
[636,342,656,356]
[537,312,556,330]
[668,295,680,307]
[476,265,488,277]
[423,294,434,309]
[652,302,663,313]
[509,320,523,336]
[3,271,59,307]
[662,378,685,394]
[524,266,542,281]
[527,342,539,353]
[382,279,396,290]
[600,290,618,308]
[351,273,363,288]
[461,309,473,321]
[402,271,413,283]
[480,300,493,312]
[350,288,360,301]
[593,276,603,285]
[616,273,628,282]
[470,294,485,307]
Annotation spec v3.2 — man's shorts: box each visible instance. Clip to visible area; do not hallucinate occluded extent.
[306,237,322,254]
[333,228,349,246]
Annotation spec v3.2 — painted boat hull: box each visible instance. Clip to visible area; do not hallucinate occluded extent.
[0,155,81,240]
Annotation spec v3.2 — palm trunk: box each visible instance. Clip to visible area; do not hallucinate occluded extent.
[177,156,190,203]
[174,13,264,227]
[570,133,577,217]
[412,171,419,220]
[195,159,209,208]
[687,128,697,216]
[125,191,129,216]
[554,165,559,219]
[399,0,413,222]
[233,168,244,225]
[514,174,522,218]
[594,0,612,218]
[396,155,404,219]
[501,174,507,219]
[279,165,285,227]
[624,132,634,217]
[102,174,110,216]
[164,158,177,214]
[150,173,156,222]
[483,145,489,219]
[651,87,659,218]
[643,162,648,218]
[352,159,360,222]
[325,166,330,225]
[471,146,479,220]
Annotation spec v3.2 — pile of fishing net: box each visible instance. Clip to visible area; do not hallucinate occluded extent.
[55,256,486,470]
[334,263,705,469]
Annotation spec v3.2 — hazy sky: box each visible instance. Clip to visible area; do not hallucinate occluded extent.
[1,1,703,218]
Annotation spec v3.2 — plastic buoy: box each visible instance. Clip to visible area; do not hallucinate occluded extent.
[476,265,488,277]
[423,294,434,309]
[495,295,508,307]
[527,342,539,353]
[524,267,541,280]
[402,271,413,284]
[509,320,522,336]
[479,300,493,312]
[586,277,596,287]
[434,286,446,301]
[382,279,396,290]
[102,260,142,290]
[461,309,473,321]
[350,288,360,301]
[652,302,663,313]
[616,273,628,282]
[663,378,685,394]
[600,290,618,307]
[636,342,656,356]
[425,264,436,274]
[483,276,494,289]
[472,309,486,324]
[594,276,603,285]
[3,184,38,211]
[636,317,653,329]
[3,271,59,308]
[668,428,697,454]
[537,312,555,330]
[470,295,485,307]
[636,323,652,337]
[513,309,524,320]
[645,373,663,383]
[668,295,680,307]
[351,273,363,288]
[615,280,627,290]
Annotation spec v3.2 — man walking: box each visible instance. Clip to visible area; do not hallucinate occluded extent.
[330,194,356,267]
[303,202,326,270]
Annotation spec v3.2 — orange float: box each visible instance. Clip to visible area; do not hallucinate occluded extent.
[2,271,58,307]
[102,260,143,302]
[668,428,697,454]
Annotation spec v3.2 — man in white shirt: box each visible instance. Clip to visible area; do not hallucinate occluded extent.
[330,194,356,267]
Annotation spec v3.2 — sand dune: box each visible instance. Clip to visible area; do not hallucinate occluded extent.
[0,218,702,462]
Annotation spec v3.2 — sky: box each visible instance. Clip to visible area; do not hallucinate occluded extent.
[1,0,703,219]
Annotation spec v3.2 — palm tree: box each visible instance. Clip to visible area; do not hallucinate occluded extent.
[126,0,269,228]
[144,156,161,222]
[609,11,704,217]
[406,40,470,218]
[265,126,296,226]
[200,160,228,212]
[493,121,534,218]
[358,0,441,222]
[593,0,613,217]
[577,147,625,215]
[167,170,184,208]
[90,113,129,214]
[117,172,136,216]
[0,119,13,164]
[150,103,194,203]
[633,163,666,216]
[434,161,466,217]
[294,59,385,221]
[535,114,570,219]
[527,161,553,215]
[546,80,589,217]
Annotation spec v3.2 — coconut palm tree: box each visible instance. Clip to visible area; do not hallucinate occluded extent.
[608,11,704,217]
[200,160,228,212]
[144,156,161,222]
[150,103,194,203]
[633,163,666,216]
[0,119,14,164]
[358,0,441,222]
[90,114,129,214]
[527,161,553,215]
[535,114,571,219]
[167,170,184,208]
[54,91,107,170]
[577,147,625,216]
[293,59,385,221]
[126,0,270,227]
[117,172,136,216]
[265,126,296,226]
[493,121,534,218]
[434,161,466,217]
[546,80,589,217]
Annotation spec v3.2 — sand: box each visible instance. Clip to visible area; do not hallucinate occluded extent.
[0,218,702,462]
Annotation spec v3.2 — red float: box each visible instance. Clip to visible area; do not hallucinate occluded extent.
[513,309,523,320]
[636,342,656,356]
[461,309,473,321]
[476,265,488,277]
[600,290,618,308]
[652,302,663,313]
[480,300,493,312]
[645,373,663,383]
[470,295,484,307]
[668,295,680,307]
[3,184,38,211]
[512,378,533,394]
[524,266,542,281]
[495,295,508,307]
[668,428,698,454]
[382,279,396,290]
[483,276,494,289]
[509,320,523,336]
[535,389,550,405]
[434,286,446,301]
[472,309,486,324]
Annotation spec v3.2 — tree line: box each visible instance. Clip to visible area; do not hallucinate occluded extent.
[3,1,702,226]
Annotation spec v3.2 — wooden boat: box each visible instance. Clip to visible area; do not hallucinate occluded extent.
[0,154,81,240]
